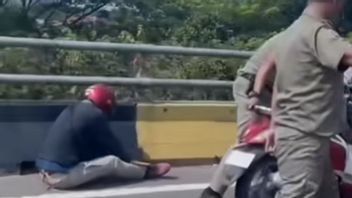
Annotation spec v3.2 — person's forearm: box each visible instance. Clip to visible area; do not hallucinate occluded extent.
[253,55,275,94]
[270,85,277,128]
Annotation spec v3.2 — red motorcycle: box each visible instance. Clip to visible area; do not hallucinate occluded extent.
[231,105,352,198]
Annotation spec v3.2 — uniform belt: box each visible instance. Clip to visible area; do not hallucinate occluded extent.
[239,72,255,82]
[239,72,256,95]
[239,72,273,94]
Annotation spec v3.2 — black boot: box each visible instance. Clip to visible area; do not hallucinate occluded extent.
[200,187,221,198]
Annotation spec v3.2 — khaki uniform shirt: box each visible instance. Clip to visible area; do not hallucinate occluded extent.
[237,33,283,87]
[273,13,351,136]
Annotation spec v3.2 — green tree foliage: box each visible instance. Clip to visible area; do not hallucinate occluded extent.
[0,0,348,101]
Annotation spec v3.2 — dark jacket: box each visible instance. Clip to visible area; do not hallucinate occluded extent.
[37,101,131,172]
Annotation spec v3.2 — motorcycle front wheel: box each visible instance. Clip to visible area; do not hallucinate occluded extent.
[235,156,279,198]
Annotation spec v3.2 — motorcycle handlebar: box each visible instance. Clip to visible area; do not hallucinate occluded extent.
[253,105,272,115]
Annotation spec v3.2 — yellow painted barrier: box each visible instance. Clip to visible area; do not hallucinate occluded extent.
[137,102,237,162]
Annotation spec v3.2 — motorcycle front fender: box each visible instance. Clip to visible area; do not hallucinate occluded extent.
[224,145,268,183]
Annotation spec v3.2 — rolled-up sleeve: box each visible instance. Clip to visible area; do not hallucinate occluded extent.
[314,27,352,70]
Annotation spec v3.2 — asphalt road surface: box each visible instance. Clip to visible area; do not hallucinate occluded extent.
[0,166,235,198]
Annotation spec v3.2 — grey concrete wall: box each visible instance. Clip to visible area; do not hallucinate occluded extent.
[0,101,139,170]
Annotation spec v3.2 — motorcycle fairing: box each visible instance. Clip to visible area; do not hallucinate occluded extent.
[331,135,352,184]
[225,146,268,185]
[331,135,347,172]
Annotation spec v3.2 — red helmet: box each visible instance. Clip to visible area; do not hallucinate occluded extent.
[85,84,116,114]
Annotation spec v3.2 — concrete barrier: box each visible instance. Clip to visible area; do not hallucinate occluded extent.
[137,102,237,164]
[0,101,139,171]
[0,101,237,172]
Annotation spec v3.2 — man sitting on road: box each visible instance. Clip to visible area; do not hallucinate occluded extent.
[36,84,171,189]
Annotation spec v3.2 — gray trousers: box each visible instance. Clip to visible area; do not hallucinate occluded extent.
[209,76,272,195]
[275,126,339,198]
[41,155,147,189]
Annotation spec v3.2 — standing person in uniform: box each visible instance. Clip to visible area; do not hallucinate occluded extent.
[270,0,352,197]
[200,33,283,198]
[36,84,171,189]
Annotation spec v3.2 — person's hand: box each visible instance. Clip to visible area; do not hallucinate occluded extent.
[248,96,259,110]
[264,128,276,154]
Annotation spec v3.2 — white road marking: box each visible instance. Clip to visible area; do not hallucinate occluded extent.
[18,183,209,198]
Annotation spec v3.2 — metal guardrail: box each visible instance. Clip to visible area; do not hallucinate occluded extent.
[0,36,254,58]
[0,36,253,87]
[0,74,233,88]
